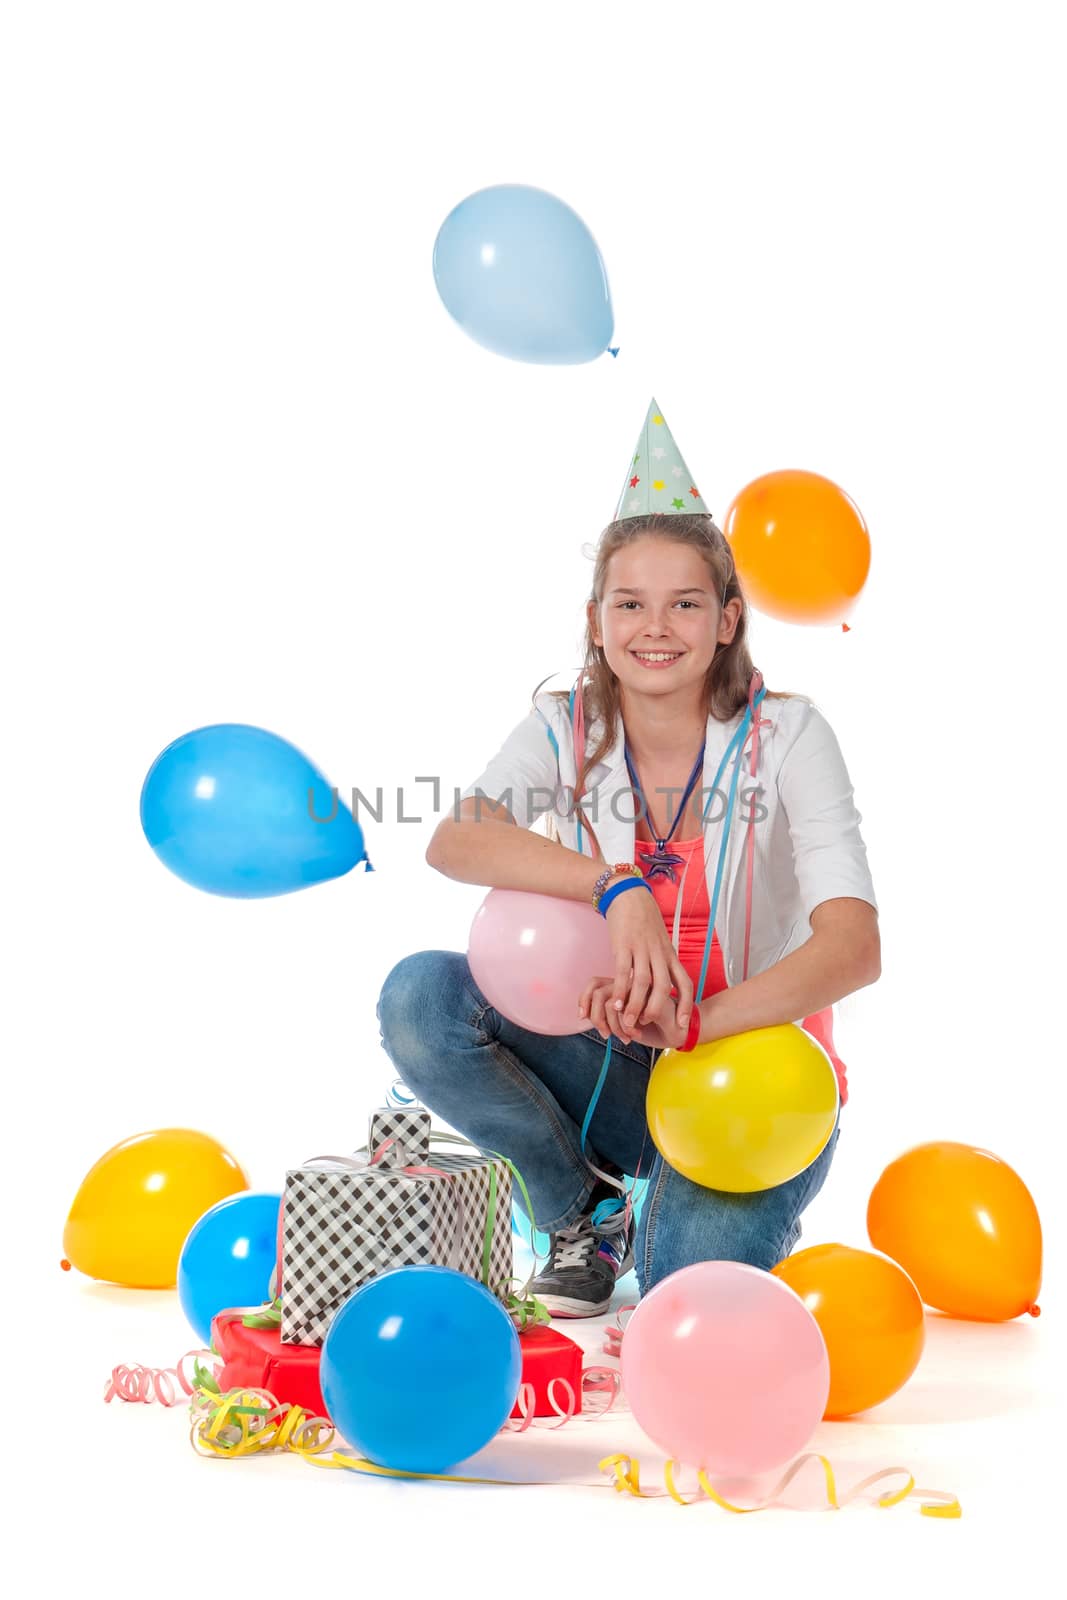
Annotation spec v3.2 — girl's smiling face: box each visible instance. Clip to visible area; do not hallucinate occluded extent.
[588,536,739,697]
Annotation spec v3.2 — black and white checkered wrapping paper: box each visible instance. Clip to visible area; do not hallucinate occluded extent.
[367,1107,431,1168]
[279,1149,514,1347]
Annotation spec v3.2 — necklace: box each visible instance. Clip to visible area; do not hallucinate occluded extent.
[624,740,706,883]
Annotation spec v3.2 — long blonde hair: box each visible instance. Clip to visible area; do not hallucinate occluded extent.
[532,513,801,803]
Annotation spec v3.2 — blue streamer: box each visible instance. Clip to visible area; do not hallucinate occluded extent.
[579,1037,614,1153]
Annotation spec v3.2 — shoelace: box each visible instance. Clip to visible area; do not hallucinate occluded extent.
[549,1197,631,1272]
[590,1196,628,1232]
[591,1199,632,1268]
[551,1217,599,1271]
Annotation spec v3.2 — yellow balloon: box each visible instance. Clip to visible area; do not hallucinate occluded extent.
[63,1128,249,1288]
[646,1024,839,1192]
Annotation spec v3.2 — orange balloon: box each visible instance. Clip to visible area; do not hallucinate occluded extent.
[63,1128,249,1288]
[772,1244,925,1418]
[867,1142,1042,1322]
[723,469,871,625]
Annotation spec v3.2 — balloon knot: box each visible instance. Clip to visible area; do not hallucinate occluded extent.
[841,623,851,633]
[363,855,375,873]
[607,347,620,358]
[1029,1303,1041,1318]
[60,1259,71,1272]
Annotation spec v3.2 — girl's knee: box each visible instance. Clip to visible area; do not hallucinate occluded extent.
[637,1183,797,1295]
[376,949,473,1055]
[776,1217,802,1265]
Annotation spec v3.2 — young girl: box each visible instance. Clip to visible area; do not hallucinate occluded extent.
[376,405,880,1318]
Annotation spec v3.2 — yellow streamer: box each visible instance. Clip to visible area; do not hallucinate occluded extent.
[187,1387,960,1518]
[607,1452,961,1518]
[189,1388,337,1460]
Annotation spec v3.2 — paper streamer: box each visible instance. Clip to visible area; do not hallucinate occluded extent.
[505,1366,622,1432]
[601,1452,962,1518]
[104,1350,218,1407]
[180,1383,960,1517]
[189,1386,336,1459]
[602,1303,637,1360]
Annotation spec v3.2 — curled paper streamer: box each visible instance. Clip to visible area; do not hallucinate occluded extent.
[582,1366,623,1416]
[104,1350,219,1407]
[602,1303,637,1360]
[182,1381,960,1516]
[505,1366,622,1433]
[506,1379,577,1433]
[190,1386,336,1459]
[600,1452,962,1519]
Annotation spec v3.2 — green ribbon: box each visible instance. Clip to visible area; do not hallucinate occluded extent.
[505,1284,551,1330]
[476,1158,548,1329]
[193,1356,221,1396]
[475,1145,551,1331]
[482,1163,497,1286]
[241,1296,282,1331]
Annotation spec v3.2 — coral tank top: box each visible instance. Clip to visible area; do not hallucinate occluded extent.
[633,834,848,1106]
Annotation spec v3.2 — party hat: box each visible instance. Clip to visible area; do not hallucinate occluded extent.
[612,397,711,521]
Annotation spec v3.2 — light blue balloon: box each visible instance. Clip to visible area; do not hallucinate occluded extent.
[140,723,370,898]
[433,184,615,365]
[320,1267,521,1475]
[177,1192,282,1346]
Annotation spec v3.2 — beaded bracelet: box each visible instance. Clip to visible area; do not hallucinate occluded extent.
[596,876,653,918]
[591,862,644,914]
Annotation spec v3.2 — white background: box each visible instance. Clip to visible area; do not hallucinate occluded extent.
[3,0,1063,1588]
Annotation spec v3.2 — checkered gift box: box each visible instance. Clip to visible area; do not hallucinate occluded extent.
[279,1108,514,1347]
[365,1106,431,1168]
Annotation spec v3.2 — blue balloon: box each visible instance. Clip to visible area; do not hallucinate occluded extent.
[140,723,370,898]
[320,1267,521,1474]
[433,184,614,365]
[177,1192,282,1345]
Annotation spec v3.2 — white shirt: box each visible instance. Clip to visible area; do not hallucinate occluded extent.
[460,689,878,990]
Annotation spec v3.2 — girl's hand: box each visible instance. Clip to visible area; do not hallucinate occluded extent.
[577,977,693,1051]
[592,877,695,1035]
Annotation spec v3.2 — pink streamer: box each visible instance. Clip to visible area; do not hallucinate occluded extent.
[602,1303,637,1360]
[368,1135,451,1180]
[104,1349,218,1407]
[505,1364,622,1433]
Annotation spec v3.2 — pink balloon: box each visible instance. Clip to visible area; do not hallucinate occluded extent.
[621,1261,830,1476]
[467,889,615,1036]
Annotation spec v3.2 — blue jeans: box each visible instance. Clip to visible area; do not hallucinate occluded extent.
[375,950,842,1297]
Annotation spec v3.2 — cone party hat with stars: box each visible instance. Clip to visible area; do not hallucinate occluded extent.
[613,397,711,522]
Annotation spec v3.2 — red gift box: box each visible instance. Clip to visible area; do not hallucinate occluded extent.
[213,1311,584,1425]
[511,1324,584,1418]
[212,1309,327,1418]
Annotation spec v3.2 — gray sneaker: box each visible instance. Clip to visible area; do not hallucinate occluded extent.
[529,1198,635,1319]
